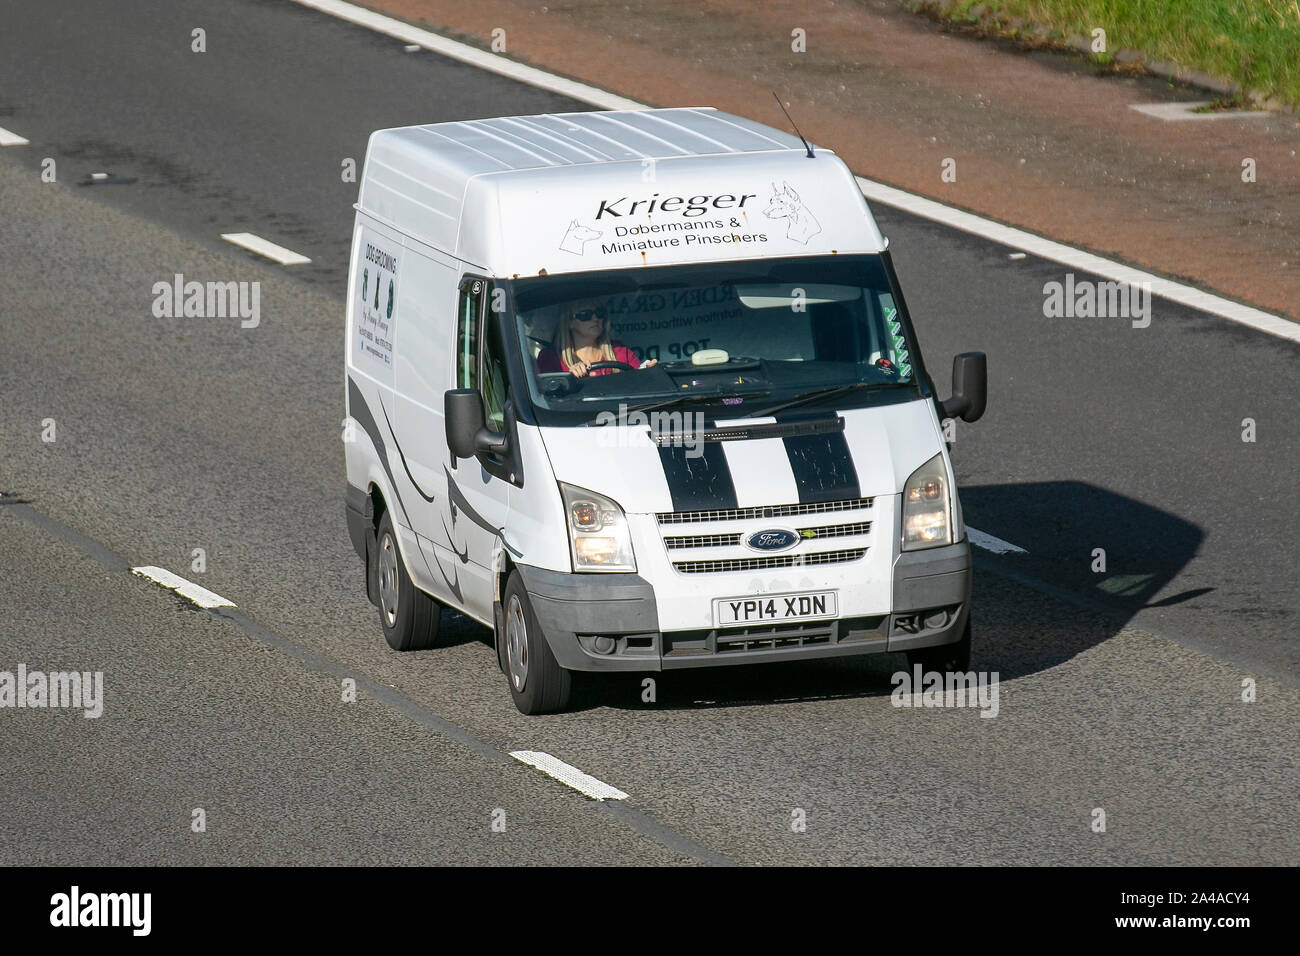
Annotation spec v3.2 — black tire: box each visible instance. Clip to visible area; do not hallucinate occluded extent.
[905,615,972,674]
[375,511,441,651]
[501,571,571,715]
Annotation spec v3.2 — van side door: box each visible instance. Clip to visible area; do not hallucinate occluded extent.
[442,276,514,623]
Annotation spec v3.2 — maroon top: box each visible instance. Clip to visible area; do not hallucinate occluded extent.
[536,343,640,376]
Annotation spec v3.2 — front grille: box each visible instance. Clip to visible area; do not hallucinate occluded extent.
[661,615,888,657]
[657,497,873,525]
[666,522,870,551]
[672,548,866,574]
[664,532,742,550]
[796,520,872,540]
[718,630,832,653]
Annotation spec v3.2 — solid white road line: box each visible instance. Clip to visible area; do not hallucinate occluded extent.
[294,0,1297,342]
[289,0,644,111]
[132,566,237,609]
[220,232,312,266]
[509,751,630,801]
[1130,102,1271,121]
[854,177,1300,344]
[967,528,1028,555]
[0,126,30,146]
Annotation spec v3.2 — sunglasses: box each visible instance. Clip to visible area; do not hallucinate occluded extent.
[572,308,606,322]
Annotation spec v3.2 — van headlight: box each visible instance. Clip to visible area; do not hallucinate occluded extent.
[901,454,952,551]
[560,482,637,572]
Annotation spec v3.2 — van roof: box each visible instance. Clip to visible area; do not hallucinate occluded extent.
[359,108,886,275]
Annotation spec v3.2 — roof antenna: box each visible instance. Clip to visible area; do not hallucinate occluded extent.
[772,92,815,158]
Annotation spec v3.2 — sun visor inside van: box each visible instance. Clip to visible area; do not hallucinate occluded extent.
[459,153,886,277]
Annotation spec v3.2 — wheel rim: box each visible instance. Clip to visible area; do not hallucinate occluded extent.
[378,532,399,628]
[506,594,529,692]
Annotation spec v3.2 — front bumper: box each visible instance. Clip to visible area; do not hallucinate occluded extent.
[887,539,971,653]
[517,538,970,672]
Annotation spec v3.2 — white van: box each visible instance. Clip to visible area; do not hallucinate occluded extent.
[343,108,987,714]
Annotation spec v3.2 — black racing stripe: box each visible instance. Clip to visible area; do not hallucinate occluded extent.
[658,439,738,513]
[776,412,861,503]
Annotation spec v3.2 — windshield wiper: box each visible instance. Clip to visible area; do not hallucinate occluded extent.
[745,381,898,419]
[585,390,771,426]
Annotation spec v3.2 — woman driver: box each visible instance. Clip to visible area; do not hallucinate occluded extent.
[536,301,658,378]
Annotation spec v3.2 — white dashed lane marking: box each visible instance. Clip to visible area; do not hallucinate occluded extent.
[0,126,31,146]
[967,528,1028,555]
[220,232,312,266]
[132,566,237,609]
[510,751,630,801]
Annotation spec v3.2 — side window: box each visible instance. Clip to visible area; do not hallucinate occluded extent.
[481,289,508,433]
[456,280,482,390]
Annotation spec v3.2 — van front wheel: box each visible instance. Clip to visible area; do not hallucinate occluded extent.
[502,572,571,715]
[376,512,441,651]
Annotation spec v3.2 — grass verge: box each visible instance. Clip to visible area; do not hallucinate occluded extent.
[926,0,1300,108]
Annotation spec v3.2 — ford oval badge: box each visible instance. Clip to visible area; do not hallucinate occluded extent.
[746,529,800,553]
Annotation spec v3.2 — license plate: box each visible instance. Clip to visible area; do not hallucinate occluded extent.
[713,591,838,627]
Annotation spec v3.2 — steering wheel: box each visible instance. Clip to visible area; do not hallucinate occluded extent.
[584,361,639,374]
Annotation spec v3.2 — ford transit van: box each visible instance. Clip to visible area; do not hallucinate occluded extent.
[343,108,987,714]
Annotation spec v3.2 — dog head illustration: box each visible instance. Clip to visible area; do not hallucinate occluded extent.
[559,219,602,255]
[763,181,822,244]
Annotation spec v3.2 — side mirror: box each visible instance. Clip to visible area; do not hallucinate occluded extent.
[940,352,987,423]
[445,389,508,459]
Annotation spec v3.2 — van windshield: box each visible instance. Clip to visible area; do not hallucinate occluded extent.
[508,255,921,426]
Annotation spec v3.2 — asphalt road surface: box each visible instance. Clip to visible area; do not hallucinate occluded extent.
[1,0,1297,865]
